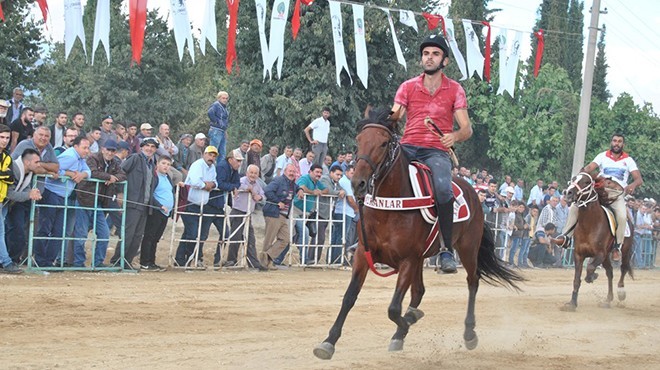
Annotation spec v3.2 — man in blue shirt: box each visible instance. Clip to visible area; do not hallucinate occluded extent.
[331,164,359,264]
[292,164,327,263]
[210,148,242,266]
[175,146,219,267]
[207,91,230,159]
[34,136,91,267]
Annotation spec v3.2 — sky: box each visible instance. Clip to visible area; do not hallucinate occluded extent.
[35,0,660,109]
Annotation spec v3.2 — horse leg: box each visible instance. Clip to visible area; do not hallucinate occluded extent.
[403,260,426,326]
[464,261,480,350]
[585,255,604,283]
[599,257,614,308]
[562,254,584,311]
[388,261,415,352]
[313,251,369,360]
[617,238,633,302]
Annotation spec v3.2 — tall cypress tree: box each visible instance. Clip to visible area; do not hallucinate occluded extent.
[592,24,611,103]
[565,0,584,91]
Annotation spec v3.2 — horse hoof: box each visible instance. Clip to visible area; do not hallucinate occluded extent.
[313,342,335,360]
[464,334,479,350]
[585,272,598,283]
[617,288,626,301]
[560,302,577,312]
[404,307,425,325]
[388,339,404,352]
[598,301,611,309]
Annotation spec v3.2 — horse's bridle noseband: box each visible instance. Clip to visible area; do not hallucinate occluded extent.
[566,172,597,207]
[354,124,400,198]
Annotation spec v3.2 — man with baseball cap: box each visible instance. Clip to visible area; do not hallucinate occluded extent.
[138,123,153,141]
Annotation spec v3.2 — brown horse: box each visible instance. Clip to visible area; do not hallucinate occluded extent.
[313,109,523,359]
[560,172,634,311]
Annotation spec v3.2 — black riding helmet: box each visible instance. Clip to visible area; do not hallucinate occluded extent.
[419,34,450,57]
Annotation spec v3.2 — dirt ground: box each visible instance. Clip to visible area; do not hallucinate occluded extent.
[2,261,660,369]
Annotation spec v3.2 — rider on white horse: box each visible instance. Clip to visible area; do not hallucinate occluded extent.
[554,133,643,261]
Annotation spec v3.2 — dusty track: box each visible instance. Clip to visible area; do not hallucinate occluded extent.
[2,265,659,369]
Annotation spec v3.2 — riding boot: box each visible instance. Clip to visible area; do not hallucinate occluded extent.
[437,199,457,274]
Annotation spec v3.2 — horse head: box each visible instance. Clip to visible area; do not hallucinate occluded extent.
[564,172,595,206]
[352,107,401,198]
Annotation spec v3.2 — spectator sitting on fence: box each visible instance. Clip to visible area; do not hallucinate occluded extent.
[260,163,304,270]
[175,145,219,267]
[34,136,91,268]
[528,222,558,268]
[223,164,267,271]
[73,139,126,268]
[210,148,242,267]
[139,156,176,272]
[6,148,42,264]
[0,124,23,274]
[109,137,159,270]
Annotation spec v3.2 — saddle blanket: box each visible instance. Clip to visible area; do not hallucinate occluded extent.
[602,206,631,237]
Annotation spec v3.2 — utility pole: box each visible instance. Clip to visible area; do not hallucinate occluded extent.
[571,0,603,174]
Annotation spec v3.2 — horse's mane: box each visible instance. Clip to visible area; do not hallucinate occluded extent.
[593,176,616,206]
[356,107,401,135]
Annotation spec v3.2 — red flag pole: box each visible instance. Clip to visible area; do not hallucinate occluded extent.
[534,29,545,77]
[481,21,491,82]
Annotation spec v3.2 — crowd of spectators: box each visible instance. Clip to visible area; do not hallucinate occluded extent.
[0,87,656,273]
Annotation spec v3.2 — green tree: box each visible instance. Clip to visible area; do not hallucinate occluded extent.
[564,0,584,91]
[592,24,611,104]
[0,0,43,97]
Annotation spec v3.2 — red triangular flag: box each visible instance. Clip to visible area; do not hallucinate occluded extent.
[534,29,545,77]
[292,0,301,40]
[226,0,240,74]
[422,12,440,31]
[129,0,148,65]
[0,2,5,22]
[36,0,49,24]
[481,21,491,82]
[301,0,314,5]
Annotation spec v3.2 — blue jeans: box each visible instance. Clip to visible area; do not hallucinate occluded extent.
[519,238,531,266]
[73,203,110,267]
[176,204,225,265]
[208,127,226,159]
[6,200,31,263]
[0,205,11,267]
[330,213,354,264]
[33,189,70,267]
[401,145,453,203]
[509,237,523,265]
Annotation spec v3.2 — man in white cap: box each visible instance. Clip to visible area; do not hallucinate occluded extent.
[137,123,153,141]
[0,100,10,126]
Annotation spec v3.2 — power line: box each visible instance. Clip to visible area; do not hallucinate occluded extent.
[605,1,660,51]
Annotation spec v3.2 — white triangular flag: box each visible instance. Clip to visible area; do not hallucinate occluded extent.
[255,0,270,80]
[497,30,523,97]
[170,0,195,63]
[462,19,484,79]
[329,1,352,86]
[383,9,406,70]
[200,0,218,55]
[64,0,87,60]
[266,0,290,79]
[445,19,467,81]
[353,4,368,88]
[91,0,110,65]
[399,10,418,33]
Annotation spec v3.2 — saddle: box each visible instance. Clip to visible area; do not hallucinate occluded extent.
[601,206,631,238]
[409,162,470,225]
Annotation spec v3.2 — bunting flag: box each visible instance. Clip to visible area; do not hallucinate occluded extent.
[497,29,508,93]
[266,0,289,79]
[64,0,87,60]
[0,2,4,22]
[534,29,545,77]
[481,21,491,82]
[226,0,240,73]
[291,0,313,40]
[170,0,195,63]
[255,0,269,79]
[383,9,406,70]
[329,1,352,86]
[445,19,467,81]
[399,10,417,33]
[353,4,368,88]
[129,0,147,65]
[421,12,440,31]
[497,29,523,96]
[462,19,483,79]
[36,0,50,25]
[91,0,110,65]
[200,0,218,55]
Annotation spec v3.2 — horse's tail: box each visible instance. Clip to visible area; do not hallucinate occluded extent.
[477,223,525,291]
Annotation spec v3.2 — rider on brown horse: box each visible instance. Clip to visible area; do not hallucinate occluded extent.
[391,34,473,273]
[554,133,643,260]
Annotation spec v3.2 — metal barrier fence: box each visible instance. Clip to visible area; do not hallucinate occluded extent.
[26,175,127,272]
[634,234,657,269]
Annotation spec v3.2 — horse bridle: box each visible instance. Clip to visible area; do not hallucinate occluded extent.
[566,172,598,207]
[354,123,401,198]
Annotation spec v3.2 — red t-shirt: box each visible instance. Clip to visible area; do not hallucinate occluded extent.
[395,73,468,151]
